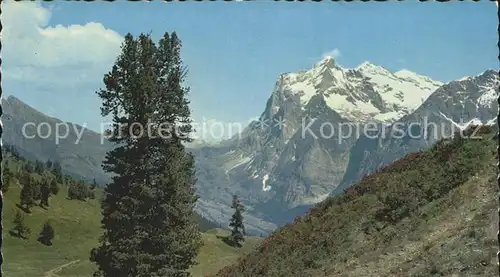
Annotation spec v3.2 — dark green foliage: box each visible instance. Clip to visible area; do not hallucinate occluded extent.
[90,32,202,277]
[23,163,33,174]
[11,209,31,239]
[40,179,51,207]
[229,195,245,247]
[32,179,42,201]
[3,144,20,158]
[3,162,12,193]
[68,181,90,201]
[91,178,97,190]
[20,173,36,212]
[38,221,55,246]
[50,178,60,195]
[45,159,53,169]
[52,161,63,182]
[35,160,45,175]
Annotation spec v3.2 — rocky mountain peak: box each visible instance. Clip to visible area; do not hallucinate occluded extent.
[314,55,337,69]
[356,61,390,75]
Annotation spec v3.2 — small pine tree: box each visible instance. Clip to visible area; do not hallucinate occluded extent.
[35,160,44,174]
[68,182,78,200]
[78,181,90,199]
[23,163,33,173]
[20,173,35,212]
[38,221,55,246]
[52,161,62,182]
[11,210,31,239]
[10,145,20,159]
[90,178,97,190]
[50,178,60,195]
[40,180,50,207]
[32,180,42,201]
[45,159,53,169]
[229,195,245,247]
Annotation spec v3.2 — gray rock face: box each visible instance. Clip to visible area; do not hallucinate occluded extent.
[193,57,442,227]
[336,69,499,194]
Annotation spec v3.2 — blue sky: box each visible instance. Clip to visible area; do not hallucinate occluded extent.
[3,1,498,138]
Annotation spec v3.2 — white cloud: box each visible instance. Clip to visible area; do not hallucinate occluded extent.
[321,48,341,60]
[3,2,123,86]
[2,2,124,131]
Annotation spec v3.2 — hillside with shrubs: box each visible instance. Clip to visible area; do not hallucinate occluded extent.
[213,125,498,277]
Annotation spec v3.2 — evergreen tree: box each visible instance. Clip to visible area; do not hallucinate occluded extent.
[11,210,30,239]
[2,162,12,193]
[40,179,50,207]
[90,32,202,277]
[38,221,55,246]
[9,145,20,158]
[68,181,90,201]
[67,182,78,200]
[46,159,53,169]
[32,179,42,201]
[91,178,97,190]
[50,178,60,195]
[23,162,33,173]
[229,195,245,247]
[35,160,44,174]
[52,161,62,182]
[89,178,97,199]
[20,173,35,212]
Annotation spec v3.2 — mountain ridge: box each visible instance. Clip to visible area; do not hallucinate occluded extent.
[3,60,497,234]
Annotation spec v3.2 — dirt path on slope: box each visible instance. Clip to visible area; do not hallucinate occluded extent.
[44,259,81,277]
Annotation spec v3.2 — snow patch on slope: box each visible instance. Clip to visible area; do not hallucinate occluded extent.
[486,118,497,126]
[438,112,486,131]
[262,174,271,191]
[477,82,498,108]
[224,156,252,175]
[301,193,331,205]
[361,66,442,111]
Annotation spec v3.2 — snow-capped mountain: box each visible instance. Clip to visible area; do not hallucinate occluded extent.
[193,57,445,228]
[272,56,442,124]
[337,69,499,193]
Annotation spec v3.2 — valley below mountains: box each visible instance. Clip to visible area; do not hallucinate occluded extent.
[2,56,498,235]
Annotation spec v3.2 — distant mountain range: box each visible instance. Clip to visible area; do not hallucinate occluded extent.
[1,95,112,185]
[2,57,497,234]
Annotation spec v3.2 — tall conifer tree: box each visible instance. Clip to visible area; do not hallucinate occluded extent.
[90,32,202,277]
[20,173,35,212]
[229,195,245,247]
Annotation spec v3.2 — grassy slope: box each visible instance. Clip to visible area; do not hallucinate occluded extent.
[214,127,498,277]
[3,157,260,277]
[4,183,102,277]
[57,228,261,277]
